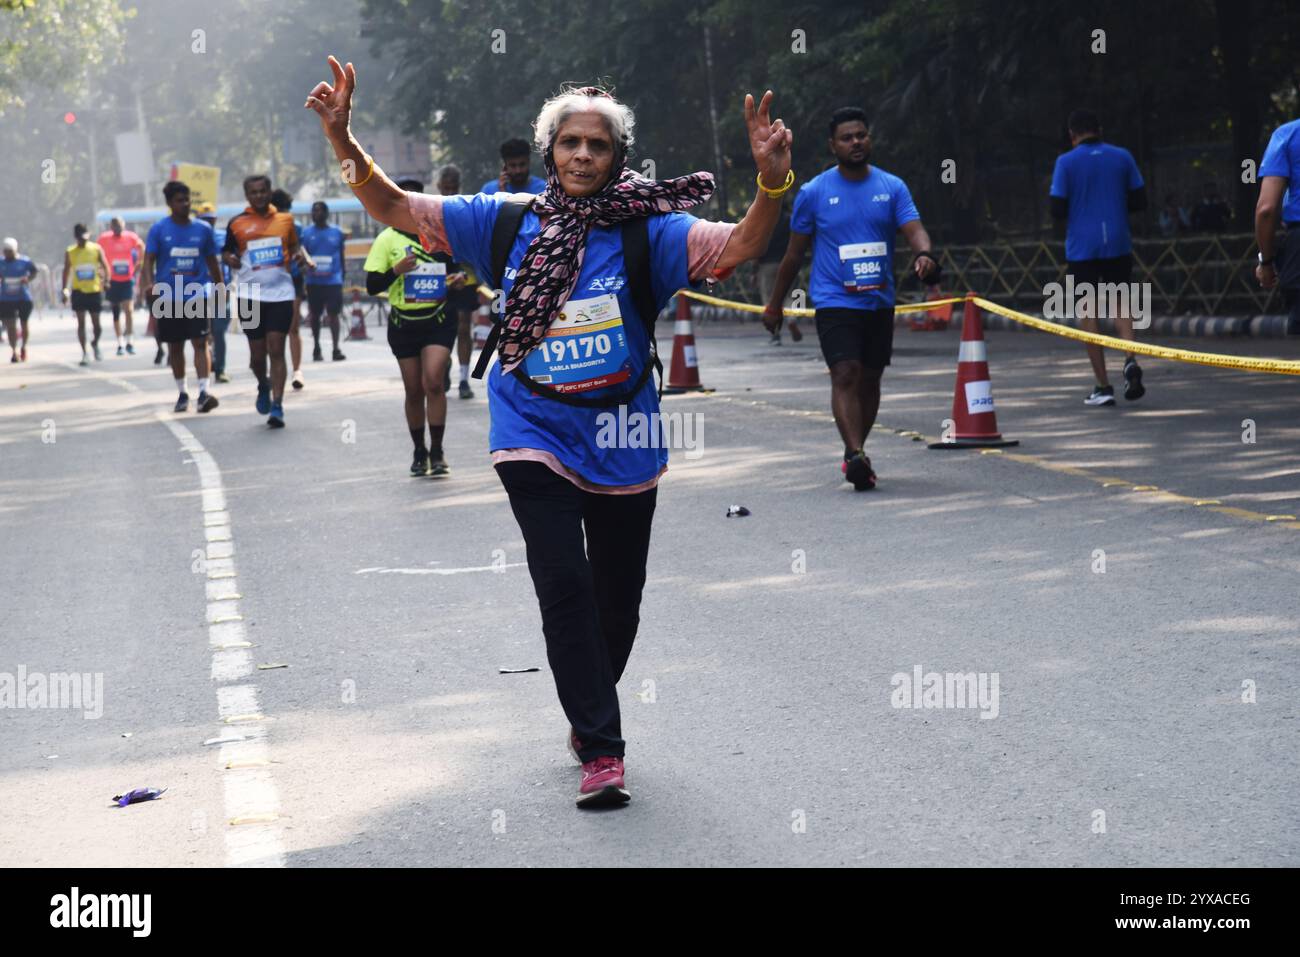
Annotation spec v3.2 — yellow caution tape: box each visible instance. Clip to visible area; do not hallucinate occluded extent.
[677,288,963,318]
[972,297,1300,376]
[676,289,1300,376]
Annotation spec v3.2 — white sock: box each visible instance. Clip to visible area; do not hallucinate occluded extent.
[198,377,209,395]
[116,333,123,346]
[125,333,133,344]
[460,365,470,384]
[175,377,187,395]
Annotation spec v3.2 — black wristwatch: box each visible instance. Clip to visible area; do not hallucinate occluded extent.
[1258,252,1275,267]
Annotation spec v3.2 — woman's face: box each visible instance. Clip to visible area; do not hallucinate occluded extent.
[553,112,616,198]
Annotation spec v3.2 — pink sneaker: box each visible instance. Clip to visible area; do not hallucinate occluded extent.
[577,756,630,808]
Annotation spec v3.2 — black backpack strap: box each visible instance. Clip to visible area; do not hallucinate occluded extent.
[621,217,664,398]
[472,199,531,380]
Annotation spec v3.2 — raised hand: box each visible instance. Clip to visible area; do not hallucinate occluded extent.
[305,55,356,144]
[744,91,793,191]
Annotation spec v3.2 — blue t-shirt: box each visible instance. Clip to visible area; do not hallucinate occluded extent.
[146,216,217,300]
[442,193,695,487]
[288,224,303,281]
[479,175,548,196]
[300,224,346,285]
[1260,119,1300,224]
[0,255,38,302]
[1050,140,1144,261]
[212,228,231,283]
[790,165,920,311]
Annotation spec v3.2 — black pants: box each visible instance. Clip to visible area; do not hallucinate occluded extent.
[495,460,658,762]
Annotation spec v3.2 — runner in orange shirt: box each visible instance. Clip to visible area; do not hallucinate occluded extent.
[97,217,145,355]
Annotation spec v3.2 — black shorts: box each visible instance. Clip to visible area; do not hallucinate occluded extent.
[106,280,134,303]
[448,286,480,312]
[70,290,102,314]
[815,307,896,368]
[0,300,33,322]
[387,312,457,359]
[306,284,344,316]
[239,299,296,339]
[292,273,306,298]
[1067,254,1134,285]
[158,308,211,343]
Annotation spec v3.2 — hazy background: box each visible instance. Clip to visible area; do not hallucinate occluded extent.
[2,0,1299,265]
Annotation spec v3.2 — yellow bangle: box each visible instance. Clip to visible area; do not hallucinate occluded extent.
[757,169,794,199]
[344,154,375,188]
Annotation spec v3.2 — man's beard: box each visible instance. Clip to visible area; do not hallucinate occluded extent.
[839,152,869,170]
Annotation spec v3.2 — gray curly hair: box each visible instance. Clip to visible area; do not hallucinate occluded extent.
[532,85,636,159]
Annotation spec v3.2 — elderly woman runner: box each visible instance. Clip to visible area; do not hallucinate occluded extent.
[307,56,793,808]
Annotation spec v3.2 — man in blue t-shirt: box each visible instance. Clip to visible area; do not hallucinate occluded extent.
[1049,109,1149,407]
[142,180,224,413]
[1,237,39,362]
[1255,117,1300,333]
[763,106,938,491]
[195,203,232,383]
[479,137,548,195]
[301,200,348,361]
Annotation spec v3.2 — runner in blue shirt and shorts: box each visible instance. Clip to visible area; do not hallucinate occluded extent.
[301,200,348,362]
[763,106,938,491]
[1255,117,1300,333]
[1050,109,1149,406]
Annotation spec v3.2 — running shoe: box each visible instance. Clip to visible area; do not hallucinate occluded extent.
[1122,358,1145,401]
[567,726,582,764]
[332,349,346,361]
[576,756,630,808]
[197,392,219,414]
[93,344,102,361]
[174,392,189,413]
[215,371,230,384]
[410,450,429,476]
[458,381,473,399]
[788,322,803,342]
[153,346,165,365]
[9,354,16,364]
[428,456,450,478]
[125,343,135,355]
[312,345,323,362]
[768,332,782,345]
[1084,385,1116,406]
[115,345,124,356]
[267,400,285,428]
[843,451,877,491]
[255,382,271,415]
[291,370,304,390]
[79,354,90,367]
[20,346,26,361]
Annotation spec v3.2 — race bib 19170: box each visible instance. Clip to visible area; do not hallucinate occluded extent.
[522,293,631,394]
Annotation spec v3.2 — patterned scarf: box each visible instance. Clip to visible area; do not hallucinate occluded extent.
[496,125,715,374]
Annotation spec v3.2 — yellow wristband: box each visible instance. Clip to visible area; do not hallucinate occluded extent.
[757,169,795,199]
[344,154,375,188]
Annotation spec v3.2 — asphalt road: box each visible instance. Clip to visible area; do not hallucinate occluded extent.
[2,308,1297,866]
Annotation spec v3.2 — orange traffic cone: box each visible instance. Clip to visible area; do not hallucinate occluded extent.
[662,294,705,394]
[928,294,1018,449]
[347,288,371,341]
[910,288,953,331]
